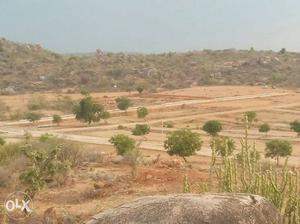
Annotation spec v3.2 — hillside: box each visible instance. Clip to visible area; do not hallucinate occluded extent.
[1,37,300,94]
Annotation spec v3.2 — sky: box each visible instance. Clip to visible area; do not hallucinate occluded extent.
[1,0,300,53]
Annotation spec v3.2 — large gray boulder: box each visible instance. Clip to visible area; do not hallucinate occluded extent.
[87,193,282,224]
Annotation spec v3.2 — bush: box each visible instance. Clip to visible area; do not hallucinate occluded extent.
[132,124,150,136]
[202,120,222,136]
[163,121,174,128]
[136,85,144,94]
[137,107,148,119]
[115,97,131,112]
[20,146,70,197]
[52,114,62,126]
[259,123,271,135]
[109,134,135,156]
[24,111,42,123]
[290,120,300,137]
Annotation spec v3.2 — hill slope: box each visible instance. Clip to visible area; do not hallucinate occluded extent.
[1,38,300,94]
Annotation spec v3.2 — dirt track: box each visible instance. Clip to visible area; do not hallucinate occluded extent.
[1,89,300,166]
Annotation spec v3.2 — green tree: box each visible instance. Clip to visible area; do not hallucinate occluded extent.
[99,111,111,124]
[132,124,150,136]
[259,123,271,136]
[290,120,300,137]
[164,129,202,162]
[52,114,62,126]
[212,137,236,157]
[24,111,42,123]
[136,85,144,94]
[109,134,135,156]
[202,120,222,136]
[245,111,257,125]
[265,139,292,165]
[73,95,104,124]
[137,107,148,119]
[115,97,131,113]
[279,48,286,54]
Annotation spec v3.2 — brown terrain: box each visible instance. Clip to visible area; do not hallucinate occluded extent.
[0,85,300,222]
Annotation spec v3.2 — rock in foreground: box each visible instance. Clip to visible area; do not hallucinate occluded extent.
[87,193,282,224]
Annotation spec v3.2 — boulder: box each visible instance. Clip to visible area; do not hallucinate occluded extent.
[87,193,282,224]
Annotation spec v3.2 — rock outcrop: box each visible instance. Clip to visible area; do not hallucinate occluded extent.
[87,193,282,224]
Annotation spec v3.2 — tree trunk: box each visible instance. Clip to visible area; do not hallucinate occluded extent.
[276,156,279,166]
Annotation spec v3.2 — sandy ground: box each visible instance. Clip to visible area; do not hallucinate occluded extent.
[1,85,300,222]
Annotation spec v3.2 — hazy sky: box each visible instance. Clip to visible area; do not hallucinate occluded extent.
[1,0,300,53]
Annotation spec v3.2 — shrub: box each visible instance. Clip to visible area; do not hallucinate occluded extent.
[99,111,111,123]
[24,111,42,123]
[52,114,62,126]
[132,124,150,136]
[290,120,300,137]
[137,107,148,119]
[20,146,70,197]
[109,134,135,156]
[136,85,144,94]
[115,97,131,112]
[259,123,271,136]
[202,120,222,136]
[163,121,174,128]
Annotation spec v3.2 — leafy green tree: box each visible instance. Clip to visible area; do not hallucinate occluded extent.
[136,85,144,94]
[279,48,286,54]
[115,97,131,112]
[290,120,300,137]
[202,120,222,136]
[24,111,42,123]
[259,123,271,136]
[52,114,62,126]
[265,139,292,165]
[73,95,104,124]
[245,111,257,125]
[109,134,135,156]
[212,137,236,157]
[164,129,202,162]
[132,124,150,136]
[137,107,148,119]
[99,111,111,124]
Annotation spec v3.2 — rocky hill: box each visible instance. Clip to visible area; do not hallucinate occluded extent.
[1,37,300,94]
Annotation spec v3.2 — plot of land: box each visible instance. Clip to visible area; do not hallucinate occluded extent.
[1,85,300,222]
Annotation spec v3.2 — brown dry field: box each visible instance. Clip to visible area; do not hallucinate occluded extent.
[1,85,300,222]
